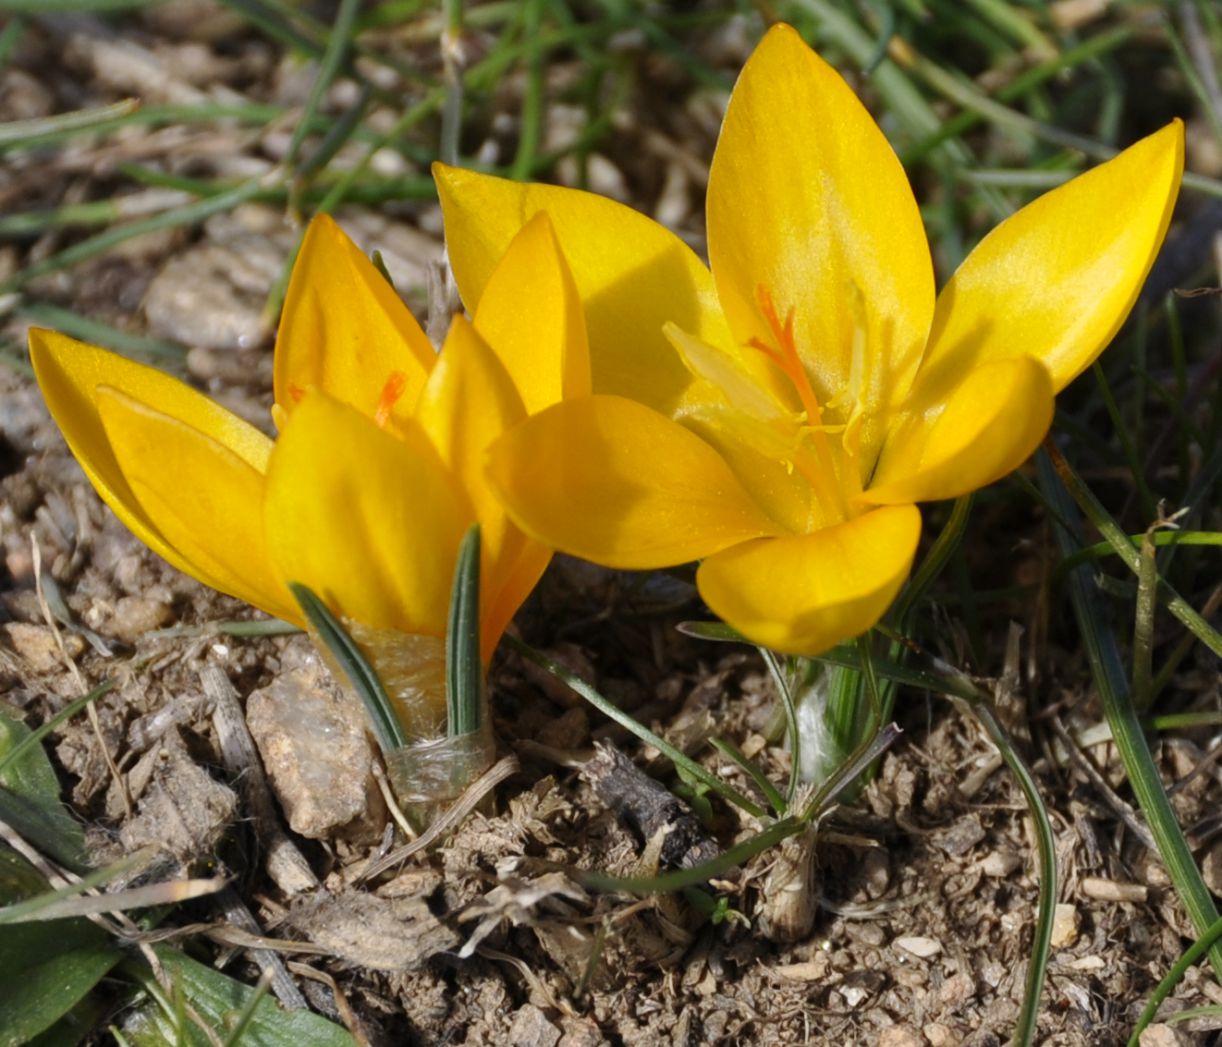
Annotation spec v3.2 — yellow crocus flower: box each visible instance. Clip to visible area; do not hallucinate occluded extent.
[435,24,1184,656]
[29,211,590,716]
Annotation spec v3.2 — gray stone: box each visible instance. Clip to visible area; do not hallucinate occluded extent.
[246,658,385,841]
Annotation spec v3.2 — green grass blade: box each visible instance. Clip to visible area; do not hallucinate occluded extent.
[1045,441,1222,658]
[0,680,115,782]
[20,303,186,361]
[708,737,786,817]
[506,636,766,818]
[0,177,269,295]
[1129,916,1222,1045]
[0,98,138,148]
[759,648,801,807]
[580,816,805,894]
[1037,450,1222,980]
[968,700,1056,1047]
[283,0,362,173]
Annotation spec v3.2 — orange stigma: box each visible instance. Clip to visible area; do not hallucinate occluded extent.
[749,286,822,425]
[374,371,408,428]
[287,383,306,405]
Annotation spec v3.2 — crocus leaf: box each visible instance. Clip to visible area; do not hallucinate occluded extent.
[446,525,482,738]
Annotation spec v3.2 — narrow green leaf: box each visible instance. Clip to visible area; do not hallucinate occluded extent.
[0,851,121,1047]
[708,737,786,817]
[1129,916,1222,1045]
[965,701,1056,1047]
[446,525,482,738]
[282,0,362,173]
[289,583,406,752]
[0,99,137,146]
[579,817,805,894]
[506,636,766,819]
[1045,441,1222,658]
[0,701,105,872]
[123,946,356,1047]
[1037,450,1222,979]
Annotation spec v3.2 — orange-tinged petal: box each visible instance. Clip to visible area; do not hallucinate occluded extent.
[707,24,934,445]
[273,214,437,426]
[696,505,921,655]
[28,329,272,584]
[96,388,296,622]
[919,121,1184,397]
[863,356,1053,505]
[487,395,780,570]
[264,393,471,637]
[434,164,731,415]
[473,212,591,414]
[416,315,538,657]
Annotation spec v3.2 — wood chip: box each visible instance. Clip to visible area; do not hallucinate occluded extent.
[204,666,317,895]
[580,742,719,871]
[1080,876,1148,903]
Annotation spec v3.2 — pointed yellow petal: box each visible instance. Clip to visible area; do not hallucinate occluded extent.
[920,121,1184,394]
[416,315,540,656]
[706,24,934,433]
[273,214,437,426]
[29,329,273,585]
[264,393,471,637]
[863,356,1054,505]
[696,506,921,655]
[487,395,780,569]
[96,388,296,622]
[473,211,591,414]
[435,164,731,415]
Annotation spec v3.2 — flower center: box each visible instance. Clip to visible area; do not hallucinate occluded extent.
[746,286,863,523]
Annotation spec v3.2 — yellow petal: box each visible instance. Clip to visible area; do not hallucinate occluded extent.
[29,329,272,585]
[862,356,1053,505]
[919,121,1184,396]
[264,393,471,637]
[473,211,591,414]
[96,388,296,622]
[706,24,934,442]
[696,505,921,655]
[416,315,539,656]
[434,163,732,415]
[273,214,437,426]
[487,395,780,569]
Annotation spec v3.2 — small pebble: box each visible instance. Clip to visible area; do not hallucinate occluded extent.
[0,622,83,672]
[508,1003,561,1047]
[1051,903,1079,948]
[981,848,1021,878]
[1138,1024,1185,1047]
[923,1023,954,1046]
[104,595,173,642]
[895,936,943,959]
